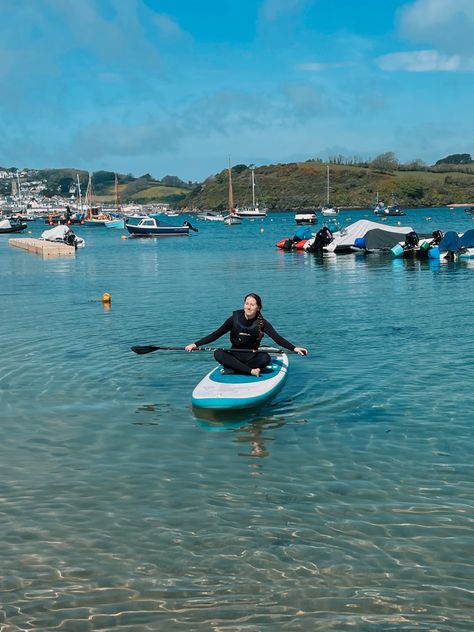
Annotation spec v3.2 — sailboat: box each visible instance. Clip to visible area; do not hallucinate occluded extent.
[234,167,267,218]
[320,166,339,217]
[84,172,123,227]
[224,161,242,225]
[105,174,125,228]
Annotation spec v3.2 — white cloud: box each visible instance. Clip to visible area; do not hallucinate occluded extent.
[260,0,314,22]
[153,13,188,39]
[296,62,324,72]
[376,50,464,72]
[398,0,474,55]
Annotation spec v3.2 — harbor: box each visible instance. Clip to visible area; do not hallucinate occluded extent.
[1,206,473,630]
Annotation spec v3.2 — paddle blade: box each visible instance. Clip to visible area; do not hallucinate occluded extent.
[131,345,160,354]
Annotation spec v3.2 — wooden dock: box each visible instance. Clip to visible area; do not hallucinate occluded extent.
[9,238,75,258]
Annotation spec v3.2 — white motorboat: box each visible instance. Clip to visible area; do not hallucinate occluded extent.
[197,211,226,222]
[295,212,317,224]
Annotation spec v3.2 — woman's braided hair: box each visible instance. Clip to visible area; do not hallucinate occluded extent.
[245,293,264,341]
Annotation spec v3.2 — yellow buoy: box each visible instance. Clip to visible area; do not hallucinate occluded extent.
[102,292,111,304]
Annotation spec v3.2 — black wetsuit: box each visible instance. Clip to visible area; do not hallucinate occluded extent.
[194,310,296,375]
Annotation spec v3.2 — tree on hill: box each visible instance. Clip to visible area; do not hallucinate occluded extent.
[370,152,399,171]
[161,175,186,188]
[435,153,473,165]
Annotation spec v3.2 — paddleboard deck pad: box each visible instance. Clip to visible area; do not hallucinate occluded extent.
[192,354,289,410]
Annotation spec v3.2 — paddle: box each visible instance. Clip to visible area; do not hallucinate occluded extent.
[131,345,300,355]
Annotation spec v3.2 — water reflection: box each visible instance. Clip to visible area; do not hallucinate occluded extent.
[194,407,287,459]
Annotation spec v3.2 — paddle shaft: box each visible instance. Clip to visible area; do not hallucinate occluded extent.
[131,345,299,355]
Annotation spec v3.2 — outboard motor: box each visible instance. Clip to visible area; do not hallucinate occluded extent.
[307,226,333,253]
[183,220,199,232]
[404,231,419,249]
[431,230,443,245]
[64,229,78,248]
[282,238,295,251]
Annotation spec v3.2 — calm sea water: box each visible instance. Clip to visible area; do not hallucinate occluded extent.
[1,208,473,631]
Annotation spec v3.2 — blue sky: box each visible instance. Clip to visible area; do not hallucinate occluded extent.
[1,0,473,181]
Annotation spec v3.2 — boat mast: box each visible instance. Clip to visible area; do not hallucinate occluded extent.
[17,170,22,211]
[76,174,83,213]
[326,165,330,206]
[114,173,121,213]
[251,166,256,209]
[86,172,93,220]
[228,158,234,213]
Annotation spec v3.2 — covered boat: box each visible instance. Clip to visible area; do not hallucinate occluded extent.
[276,226,313,250]
[125,217,197,237]
[41,225,85,248]
[429,229,474,260]
[325,219,416,253]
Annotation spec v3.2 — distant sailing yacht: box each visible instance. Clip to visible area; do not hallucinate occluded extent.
[105,174,125,228]
[224,160,242,224]
[320,166,339,217]
[235,167,267,218]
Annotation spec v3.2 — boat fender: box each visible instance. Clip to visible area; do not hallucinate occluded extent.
[391,243,404,258]
[354,237,366,249]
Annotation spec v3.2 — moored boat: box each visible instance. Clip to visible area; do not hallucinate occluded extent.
[234,167,267,218]
[197,211,226,222]
[295,211,317,224]
[40,225,85,248]
[0,218,27,233]
[125,217,195,237]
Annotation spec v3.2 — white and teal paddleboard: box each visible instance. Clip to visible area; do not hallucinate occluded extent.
[192,354,289,410]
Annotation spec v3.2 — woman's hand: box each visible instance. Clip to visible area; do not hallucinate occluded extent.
[185,343,197,352]
[294,347,308,356]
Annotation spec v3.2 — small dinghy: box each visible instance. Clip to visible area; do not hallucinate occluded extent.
[192,353,289,410]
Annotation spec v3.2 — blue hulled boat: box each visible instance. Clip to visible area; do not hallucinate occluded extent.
[125,217,194,237]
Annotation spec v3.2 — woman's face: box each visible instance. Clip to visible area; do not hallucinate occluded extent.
[244,296,259,319]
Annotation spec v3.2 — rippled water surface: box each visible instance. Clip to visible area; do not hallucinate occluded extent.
[1,209,473,631]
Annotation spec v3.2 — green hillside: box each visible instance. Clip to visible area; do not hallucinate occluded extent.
[184,162,474,210]
[20,168,193,205]
[5,157,474,209]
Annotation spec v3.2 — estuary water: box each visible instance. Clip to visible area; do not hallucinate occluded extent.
[1,208,473,631]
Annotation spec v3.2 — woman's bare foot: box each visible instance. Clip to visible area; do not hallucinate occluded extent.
[250,368,261,377]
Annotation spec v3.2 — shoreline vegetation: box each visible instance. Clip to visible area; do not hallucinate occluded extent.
[2,153,474,211]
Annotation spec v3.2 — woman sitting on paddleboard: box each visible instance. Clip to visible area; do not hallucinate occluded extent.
[185,293,307,377]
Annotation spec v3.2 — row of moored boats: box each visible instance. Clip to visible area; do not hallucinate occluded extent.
[277,219,474,260]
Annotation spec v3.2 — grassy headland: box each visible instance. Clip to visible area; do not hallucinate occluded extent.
[184,162,474,211]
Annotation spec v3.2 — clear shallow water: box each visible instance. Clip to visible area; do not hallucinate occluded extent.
[1,208,473,631]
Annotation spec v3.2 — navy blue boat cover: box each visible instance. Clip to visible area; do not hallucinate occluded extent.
[439,231,461,252]
[459,229,474,248]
